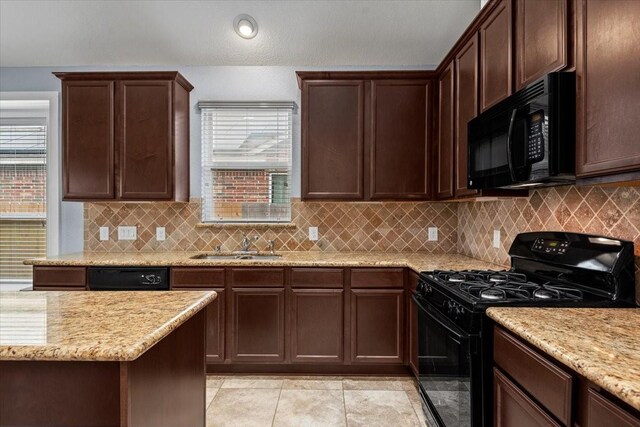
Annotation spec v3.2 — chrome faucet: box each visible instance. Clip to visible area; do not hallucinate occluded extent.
[240,233,258,252]
[267,240,275,255]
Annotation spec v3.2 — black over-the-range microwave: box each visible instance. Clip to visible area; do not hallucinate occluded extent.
[467,72,575,190]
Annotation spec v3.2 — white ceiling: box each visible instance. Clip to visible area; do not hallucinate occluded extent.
[0,0,481,67]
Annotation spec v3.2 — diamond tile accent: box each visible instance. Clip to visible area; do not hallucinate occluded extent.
[458,186,640,301]
[85,198,459,254]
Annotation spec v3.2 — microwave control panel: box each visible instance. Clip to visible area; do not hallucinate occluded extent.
[532,238,569,255]
[527,111,546,163]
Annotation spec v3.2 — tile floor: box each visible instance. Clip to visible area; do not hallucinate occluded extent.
[205,375,435,427]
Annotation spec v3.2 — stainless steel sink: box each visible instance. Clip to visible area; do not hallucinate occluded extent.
[190,253,282,261]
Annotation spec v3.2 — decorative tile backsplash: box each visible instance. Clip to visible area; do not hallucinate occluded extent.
[457,185,640,300]
[458,186,640,264]
[85,198,459,253]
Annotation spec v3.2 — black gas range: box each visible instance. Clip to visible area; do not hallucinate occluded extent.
[412,231,636,427]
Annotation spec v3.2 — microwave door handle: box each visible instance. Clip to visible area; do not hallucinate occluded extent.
[506,108,518,181]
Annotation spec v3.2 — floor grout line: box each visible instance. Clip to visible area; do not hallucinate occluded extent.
[270,386,283,427]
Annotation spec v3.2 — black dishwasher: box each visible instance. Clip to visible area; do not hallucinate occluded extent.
[88,267,170,291]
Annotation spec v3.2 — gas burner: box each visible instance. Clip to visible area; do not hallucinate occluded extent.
[532,285,583,301]
[480,288,505,300]
[488,272,528,284]
[448,274,467,283]
[533,289,555,299]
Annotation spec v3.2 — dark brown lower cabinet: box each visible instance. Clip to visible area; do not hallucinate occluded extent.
[494,326,640,427]
[494,368,561,427]
[231,288,285,362]
[290,289,344,363]
[587,389,640,427]
[204,289,225,363]
[33,266,86,290]
[350,289,404,364]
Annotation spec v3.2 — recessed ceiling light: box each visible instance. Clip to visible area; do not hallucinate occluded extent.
[234,14,258,39]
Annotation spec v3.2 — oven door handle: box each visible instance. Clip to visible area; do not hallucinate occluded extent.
[506,107,518,181]
[412,294,470,342]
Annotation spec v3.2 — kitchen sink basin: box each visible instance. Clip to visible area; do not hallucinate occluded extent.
[190,253,282,261]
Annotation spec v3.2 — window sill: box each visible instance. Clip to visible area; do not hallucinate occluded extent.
[196,222,297,230]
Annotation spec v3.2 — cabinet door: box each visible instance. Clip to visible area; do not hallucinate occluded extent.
[302,80,364,199]
[351,289,404,364]
[515,0,568,90]
[576,0,640,179]
[436,62,455,200]
[586,389,640,427]
[290,289,344,363]
[407,271,419,376]
[173,286,226,363]
[455,34,480,198]
[117,80,173,200]
[480,0,513,112]
[231,288,285,362]
[62,81,114,200]
[494,368,561,427]
[369,80,429,199]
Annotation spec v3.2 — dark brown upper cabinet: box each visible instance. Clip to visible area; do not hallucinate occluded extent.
[369,80,430,199]
[436,62,455,200]
[61,81,115,199]
[298,71,433,201]
[455,33,480,198]
[55,72,193,202]
[514,0,568,91]
[301,80,365,200]
[575,0,640,183]
[480,0,513,112]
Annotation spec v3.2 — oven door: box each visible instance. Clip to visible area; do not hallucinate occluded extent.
[413,294,476,427]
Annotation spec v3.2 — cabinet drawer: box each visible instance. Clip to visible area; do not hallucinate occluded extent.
[587,389,640,427]
[33,267,86,288]
[494,327,573,425]
[230,268,285,287]
[291,268,344,288]
[350,268,404,288]
[494,368,561,427]
[171,268,225,288]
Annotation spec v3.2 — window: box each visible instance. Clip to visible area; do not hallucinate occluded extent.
[0,115,47,286]
[200,102,294,223]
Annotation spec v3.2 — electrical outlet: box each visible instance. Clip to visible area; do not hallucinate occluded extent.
[428,227,438,241]
[308,226,319,241]
[493,230,501,248]
[99,227,109,241]
[156,227,166,241]
[118,226,137,241]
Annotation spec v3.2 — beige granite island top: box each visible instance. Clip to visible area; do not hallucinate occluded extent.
[0,290,216,362]
[487,307,640,411]
[24,251,505,272]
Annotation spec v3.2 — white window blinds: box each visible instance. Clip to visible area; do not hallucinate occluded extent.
[200,102,294,223]
[0,118,47,285]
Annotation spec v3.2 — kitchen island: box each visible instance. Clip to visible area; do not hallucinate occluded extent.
[0,290,217,427]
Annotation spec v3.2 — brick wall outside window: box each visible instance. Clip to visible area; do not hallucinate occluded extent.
[212,169,270,203]
[0,165,46,214]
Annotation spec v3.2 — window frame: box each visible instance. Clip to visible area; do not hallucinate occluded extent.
[0,92,59,290]
[198,101,295,224]
[0,92,59,258]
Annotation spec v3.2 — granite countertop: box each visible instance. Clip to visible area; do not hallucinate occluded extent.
[23,251,504,272]
[487,307,640,411]
[0,290,217,362]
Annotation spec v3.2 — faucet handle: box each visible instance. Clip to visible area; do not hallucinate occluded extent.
[215,245,221,253]
[267,240,275,254]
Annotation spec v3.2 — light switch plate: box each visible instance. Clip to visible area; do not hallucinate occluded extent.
[309,226,319,241]
[428,227,438,241]
[99,227,109,241]
[156,227,166,241]
[493,230,501,248]
[118,226,137,241]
